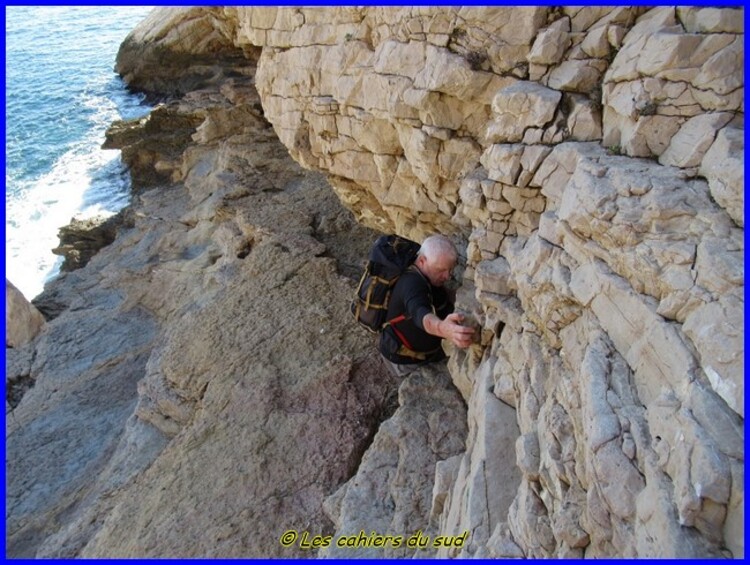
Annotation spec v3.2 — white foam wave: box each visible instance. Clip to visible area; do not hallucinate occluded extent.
[5,6,155,301]
[6,141,129,301]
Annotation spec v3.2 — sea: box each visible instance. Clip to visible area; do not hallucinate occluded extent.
[5,6,156,300]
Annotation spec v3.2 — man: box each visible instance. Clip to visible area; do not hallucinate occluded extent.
[378,234,475,376]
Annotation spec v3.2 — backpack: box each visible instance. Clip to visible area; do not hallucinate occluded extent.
[351,234,421,333]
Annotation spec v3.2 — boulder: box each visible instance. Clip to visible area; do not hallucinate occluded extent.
[52,213,127,272]
[6,279,46,348]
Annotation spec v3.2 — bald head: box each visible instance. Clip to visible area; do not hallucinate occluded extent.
[415,235,457,286]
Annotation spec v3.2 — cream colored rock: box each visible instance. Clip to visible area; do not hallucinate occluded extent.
[515,432,540,480]
[438,136,483,181]
[547,59,607,93]
[579,335,645,519]
[603,98,683,157]
[569,6,648,34]
[433,359,521,557]
[580,25,610,58]
[675,224,735,296]
[550,148,742,418]
[501,233,581,348]
[566,94,602,141]
[456,6,548,45]
[635,458,726,557]
[607,25,627,49]
[6,279,45,348]
[636,32,708,80]
[563,7,609,32]
[119,7,237,54]
[555,143,739,303]
[485,523,525,557]
[533,142,601,205]
[395,124,441,191]
[373,39,426,79]
[678,6,744,33]
[430,454,462,523]
[474,257,512,296]
[700,126,744,227]
[508,478,556,557]
[659,112,734,168]
[603,7,677,79]
[487,82,562,143]
[647,398,732,542]
[693,36,744,96]
[602,8,743,161]
[457,173,489,225]
[481,144,524,185]
[527,18,570,65]
[683,294,744,418]
[414,44,494,101]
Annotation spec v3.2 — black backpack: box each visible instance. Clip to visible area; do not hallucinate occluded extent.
[351,234,421,333]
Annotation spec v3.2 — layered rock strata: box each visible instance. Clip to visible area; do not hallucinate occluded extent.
[7,5,743,559]
[221,6,744,558]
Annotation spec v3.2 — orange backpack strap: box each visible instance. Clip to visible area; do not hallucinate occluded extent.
[385,314,411,349]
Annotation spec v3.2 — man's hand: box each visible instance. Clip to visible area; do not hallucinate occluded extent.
[424,312,476,349]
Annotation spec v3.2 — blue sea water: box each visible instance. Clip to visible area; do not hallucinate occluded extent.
[5,6,156,300]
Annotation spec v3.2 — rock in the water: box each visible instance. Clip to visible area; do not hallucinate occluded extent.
[52,212,127,272]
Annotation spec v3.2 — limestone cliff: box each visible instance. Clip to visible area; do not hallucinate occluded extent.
[6,6,743,559]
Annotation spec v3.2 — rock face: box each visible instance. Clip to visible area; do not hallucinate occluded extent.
[7,6,743,560]
[231,6,744,558]
[321,365,468,559]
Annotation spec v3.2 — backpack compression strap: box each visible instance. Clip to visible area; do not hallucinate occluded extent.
[386,314,412,348]
[385,314,442,362]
